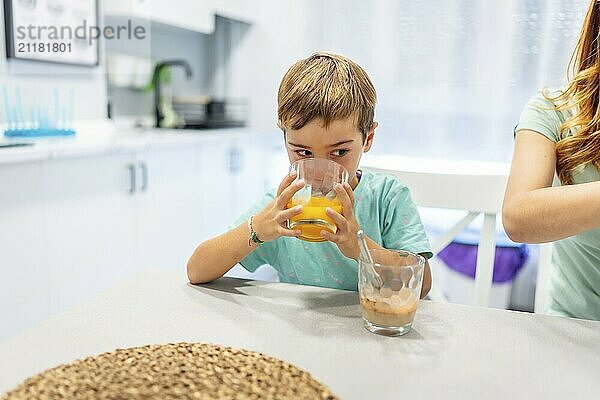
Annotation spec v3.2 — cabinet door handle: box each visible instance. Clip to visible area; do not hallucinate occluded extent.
[127,163,136,194]
[139,161,148,192]
[228,147,242,175]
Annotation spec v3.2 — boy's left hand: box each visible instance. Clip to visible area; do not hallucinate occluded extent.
[320,182,361,260]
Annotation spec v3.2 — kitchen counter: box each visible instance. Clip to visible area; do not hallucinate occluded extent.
[0,270,597,399]
[0,120,264,165]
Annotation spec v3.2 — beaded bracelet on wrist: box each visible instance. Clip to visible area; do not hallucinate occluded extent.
[247,215,264,246]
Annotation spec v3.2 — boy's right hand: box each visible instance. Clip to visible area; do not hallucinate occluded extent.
[251,171,305,243]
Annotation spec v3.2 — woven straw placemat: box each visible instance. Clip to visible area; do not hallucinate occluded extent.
[1,342,337,400]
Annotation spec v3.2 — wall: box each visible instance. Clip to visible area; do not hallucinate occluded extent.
[0,1,107,121]
[215,1,311,132]
[105,17,212,119]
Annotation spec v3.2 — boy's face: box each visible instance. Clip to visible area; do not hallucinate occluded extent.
[283,116,377,189]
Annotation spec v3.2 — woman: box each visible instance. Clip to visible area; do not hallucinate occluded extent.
[503,0,600,320]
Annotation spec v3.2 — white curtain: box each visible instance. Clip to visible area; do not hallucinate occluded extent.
[297,0,589,161]
[239,0,588,161]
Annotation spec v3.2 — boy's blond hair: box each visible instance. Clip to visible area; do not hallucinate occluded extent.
[277,52,376,141]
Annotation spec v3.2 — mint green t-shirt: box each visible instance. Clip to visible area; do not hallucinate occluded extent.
[232,169,432,291]
[515,89,600,320]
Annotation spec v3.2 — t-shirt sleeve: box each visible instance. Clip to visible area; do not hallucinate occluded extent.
[229,191,277,273]
[514,91,562,143]
[380,179,433,259]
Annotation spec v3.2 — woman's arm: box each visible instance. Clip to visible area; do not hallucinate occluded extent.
[502,130,600,243]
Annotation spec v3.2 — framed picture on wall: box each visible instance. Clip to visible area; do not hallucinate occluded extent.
[4,0,99,66]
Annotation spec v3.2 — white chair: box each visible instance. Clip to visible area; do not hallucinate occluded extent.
[363,155,510,307]
[534,243,553,313]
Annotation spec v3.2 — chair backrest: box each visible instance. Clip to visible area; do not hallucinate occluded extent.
[534,243,553,313]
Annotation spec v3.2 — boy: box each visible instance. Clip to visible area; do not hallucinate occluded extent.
[187,52,432,297]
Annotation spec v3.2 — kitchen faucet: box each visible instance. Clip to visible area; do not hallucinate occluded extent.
[152,59,193,128]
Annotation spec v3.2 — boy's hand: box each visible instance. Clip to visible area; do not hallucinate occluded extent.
[251,172,304,243]
[321,182,361,260]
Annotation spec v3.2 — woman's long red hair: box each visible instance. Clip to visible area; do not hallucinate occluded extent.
[546,0,600,184]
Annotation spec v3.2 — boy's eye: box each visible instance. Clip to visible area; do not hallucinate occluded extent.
[295,149,312,157]
[332,149,349,157]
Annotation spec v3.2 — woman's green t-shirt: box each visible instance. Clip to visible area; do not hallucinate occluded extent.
[515,89,600,320]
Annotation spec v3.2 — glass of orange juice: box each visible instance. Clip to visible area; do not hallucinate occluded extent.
[286,158,349,242]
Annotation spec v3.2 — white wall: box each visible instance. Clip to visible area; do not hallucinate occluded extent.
[215,1,312,131]
[105,19,212,118]
[0,2,107,121]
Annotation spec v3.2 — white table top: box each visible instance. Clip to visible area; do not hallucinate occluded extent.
[1,270,597,399]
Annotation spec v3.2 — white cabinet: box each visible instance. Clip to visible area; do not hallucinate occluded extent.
[198,136,271,237]
[1,141,224,340]
[213,0,255,23]
[42,145,208,284]
[134,146,204,271]
[228,141,271,216]
[101,0,150,19]
[103,0,215,34]
[151,0,215,33]
[197,137,236,237]
[133,137,271,272]
[42,153,137,315]
[0,134,277,340]
[0,162,49,340]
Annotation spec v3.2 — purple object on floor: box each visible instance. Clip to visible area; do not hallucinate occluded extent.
[437,243,529,283]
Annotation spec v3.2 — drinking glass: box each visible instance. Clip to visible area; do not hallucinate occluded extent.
[286,158,349,242]
[358,249,425,336]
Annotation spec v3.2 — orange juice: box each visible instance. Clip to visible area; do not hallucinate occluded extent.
[287,196,343,242]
